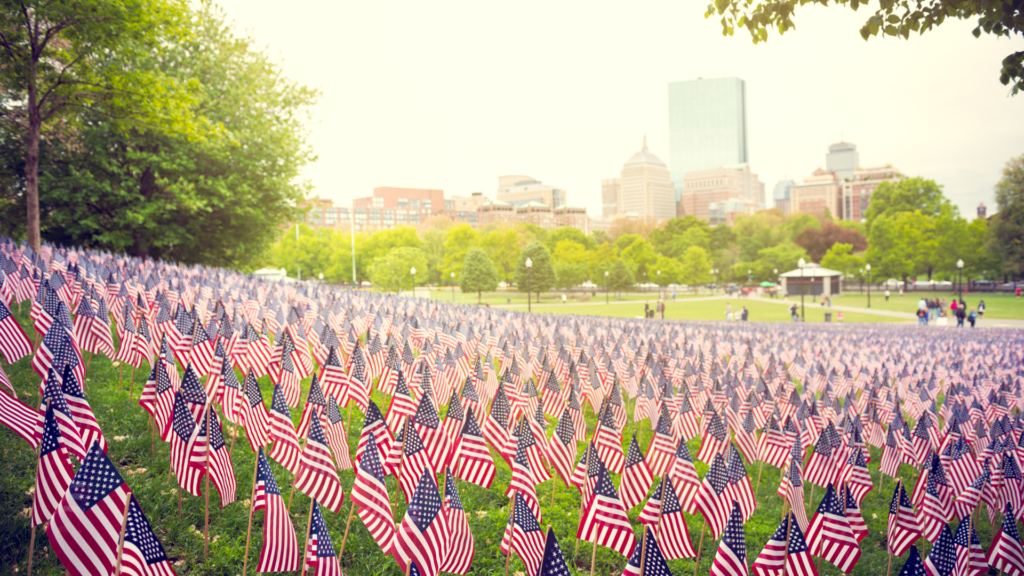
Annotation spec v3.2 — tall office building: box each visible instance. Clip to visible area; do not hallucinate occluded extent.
[496,176,566,209]
[601,178,620,218]
[773,178,796,215]
[826,142,859,182]
[667,77,749,193]
[617,136,676,221]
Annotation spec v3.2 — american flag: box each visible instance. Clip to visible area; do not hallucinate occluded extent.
[46,443,131,576]
[619,432,653,511]
[988,502,1024,576]
[320,396,352,471]
[697,408,729,463]
[924,523,956,576]
[670,437,701,513]
[710,501,748,576]
[294,414,346,514]
[880,427,902,479]
[843,486,869,543]
[577,464,636,558]
[169,391,203,497]
[595,403,624,474]
[806,484,861,574]
[298,374,329,440]
[0,299,31,363]
[725,443,756,521]
[253,447,300,573]
[758,415,791,470]
[386,368,417,433]
[400,422,434,503]
[187,406,236,508]
[32,405,74,526]
[899,536,929,576]
[920,466,950,543]
[640,476,696,559]
[694,453,732,539]
[357,399,393,466]
[953,516,988,576]
[42,368,87,460]
[566,384,586,441]
[59,363,106,455]
[645,405,676,476]
[303,500,343,576]
[350,431,396,554]
[412,387,448,473]
[241,369,271,451]
[449,408,496,488]
[343,342,369,412]
[803,429,836,489]
[887,481,922,556]
[778,455,809,531]
[120,496,176,576]
[953,472,987,522]
[537,527,573,576]
[269,382,303,473]
[505,419,543,521]
[840,448,873,506]
[622,526,673,576]
[751,512,818,576]
[393,469,449,576]
[483,382,512,451]
[501,492,546,576]
[571,442,604,503]
[442,388,466,445]
[546,408,578,488]
[1004,452,1024,522]
[440,468,475,575]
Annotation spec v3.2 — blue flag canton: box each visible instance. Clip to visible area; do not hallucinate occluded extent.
[125,497,168,565]
[723,502,746,561]
[327,395,344,426]
[927,524,957,576]
[180,365,207,405]
[69,444,125,510]
[741,410,757,435]
[726,445,748,484]
[206,408,226,451]
[404,422,426,457]
[308,413,330,447]
[363,399,386,429]
[310,501,338,559]
[654,407,672,436]
[444,470,464,511]
[172,392,197,441]
[271,384,291,417]
[257,449,282,496]
[407,470,442,533]
[0,300,13,322]
[953,515,974,548]
[360,433,387,481]
[40,405,63,457]
[706,454,730,495]
[244,370,264,408]
[414,391,441,430]
[60,363,86,399]
[785,512,810,553]
[350,344,367,383]
[305,375,327,408]
[49,329,78,374]
[461,409,484,439]
[539,529,571,576]
[624,433,645,469]
[660,477,683,515]
[461,376,480,404]
[813,428,834,457]
[593,466,619,500]
[817,484,846,517]
[490,386,511,426]
[446,390,465,423]
[1004,503,1023,543]
[43,367,73,416]
[1004,452,1023,481]
[674,438,694,462]
[512,492,541,532]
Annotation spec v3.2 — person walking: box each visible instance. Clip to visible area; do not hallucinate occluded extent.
[899,287,904,298]
[917,307,928,326]
[644,301,650,319]
[741,306,749,321]
[955,304,966,328]
[789,303,799,322]
[724,302,733,321]
[978,300,986,317]
[1017,286,1021,299]
[968,308,978,328]
[885,289,890,301]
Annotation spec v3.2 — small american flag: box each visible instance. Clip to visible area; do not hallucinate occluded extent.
[32,405,74,526]
[952,516,988,576]
[356,399,393,467]
[619,432,653,511]
[645,408,676,476]
[595,403,624,474]
[697,409,729,463]
[268,384,302,474]
[623,526,673,576]
[42,368,87,460]
[577,464,636,558]
[643,476,696,560]
[725,443,756,521]
[505,418,542,522]
[670,438,701,514]
[350,432,396,554]
[546,408,578,488]
[393,469,449,576]
[303,500,343,576]
[120,496,176,576]
[751,512,818,576]
[187,406,236,508]
[806,484,861,574]
[241,369,271,451]
[169,391,203,497]
[46,442,131,576]
[294,413,346,514]
[920,466,950,543]
[887,481,922,556]
[0,299,31,363]
[710,501,748,576]
[694,453,732,539]
[59,364,106,455]
[484,382,512,451]
[450,409,496,488]
[501,492,546,576]
[924,523,956,576]
[253,447,300,573]
[987,502,1024,576]
[440,468,475,574]
[537,527,572,576]
[298,374,329,439]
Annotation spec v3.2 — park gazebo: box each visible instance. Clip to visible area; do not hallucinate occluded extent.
[778,262,843,298]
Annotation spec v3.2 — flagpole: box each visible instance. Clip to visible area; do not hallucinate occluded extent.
[782,510,792,576]
[886,478,901,576]
[573,400,608,565]
[241,455,261,576]
[204,405,212,562]
[693,518,706,576]
[393,418,410,518]
[504,496,515,576]
[113,495,133,576]
[26,397,50,576]
[300,499,315,576]
[337,499,357,560]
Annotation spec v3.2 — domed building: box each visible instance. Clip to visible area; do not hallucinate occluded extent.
[617,136,676,222]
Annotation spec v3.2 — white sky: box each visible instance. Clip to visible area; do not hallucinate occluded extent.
[214,0,1024,220]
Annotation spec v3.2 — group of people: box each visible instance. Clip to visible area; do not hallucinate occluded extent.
[644,300,665,319]
[724,301,749,321]
[916,296,985,327]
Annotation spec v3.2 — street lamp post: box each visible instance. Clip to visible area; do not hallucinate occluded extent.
[957,259,964,301]
[525,258,533,312]
[410,267,416,295]
[773,268,778,299]
[864,264,872,307]
[798,258,806,321]
[657,270,661,298]
[605,270,609,304]
[451,271,455,302]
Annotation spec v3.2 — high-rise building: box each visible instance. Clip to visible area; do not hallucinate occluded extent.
[978,202,987,219]
[496,176,566,209]
[790,169,841,219]
[298,197,351,231]
[678,163,764,224]
[773,178,796,215]
[352,186,444,231]
[617,136,677,222]
[667,77,749,193]
[826,142,859,183]
[601,178,620,218]
[840,166,902,221]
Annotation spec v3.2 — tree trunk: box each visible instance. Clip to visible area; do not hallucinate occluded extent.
[25,61,41,253]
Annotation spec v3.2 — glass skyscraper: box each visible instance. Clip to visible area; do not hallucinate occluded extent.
[667,77,749,194]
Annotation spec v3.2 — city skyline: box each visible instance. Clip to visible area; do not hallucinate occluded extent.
[214,0,1024,221]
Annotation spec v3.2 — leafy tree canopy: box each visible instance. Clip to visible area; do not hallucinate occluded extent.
[794,221,868,262]
[515,241,556,295]
[992,154,1024,276]
[459,247,499,303]
[864,177,955,227]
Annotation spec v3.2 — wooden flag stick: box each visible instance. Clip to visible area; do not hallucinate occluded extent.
[114,495,133,576]
[589,531,599,576]
[638,524,649,576]
[693,520,707,576]
[550,477,557,508]
[573,410,605,564]
[782,510,792,576]
[755,460,765,493]
[129,364,137,400]
[504,496,516,576]
[25,397,51,576]
[337,499,357,560]
[203,407,212,562]
[300,500,315,576]
[287,437,308,513]
[241,455,261,576]
[886,478,901,576]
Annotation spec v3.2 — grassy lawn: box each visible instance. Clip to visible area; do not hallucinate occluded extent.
[0,304,980,576]
[539,298,907,323]
[831,292,1024,318]
[424,289,715,306]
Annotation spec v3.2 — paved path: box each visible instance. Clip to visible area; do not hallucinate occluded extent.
[493,294,1024,328]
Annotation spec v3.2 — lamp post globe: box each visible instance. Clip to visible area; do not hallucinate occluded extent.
[525,257,533,312]
[605,270,609,304]
[865,263,872,308]
[450,271,455,302]
[957,259,964,300]
[410,267,416,294]
[798,258,806,321]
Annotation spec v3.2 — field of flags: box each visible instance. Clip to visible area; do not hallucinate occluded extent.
[2,238,1024,576]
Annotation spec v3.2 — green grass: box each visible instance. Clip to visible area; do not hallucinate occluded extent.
[425,289,717,306]
[831,292,1024,319]
[0,304,990,576]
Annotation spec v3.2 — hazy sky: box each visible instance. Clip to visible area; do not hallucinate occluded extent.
[215,0,1024,219]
